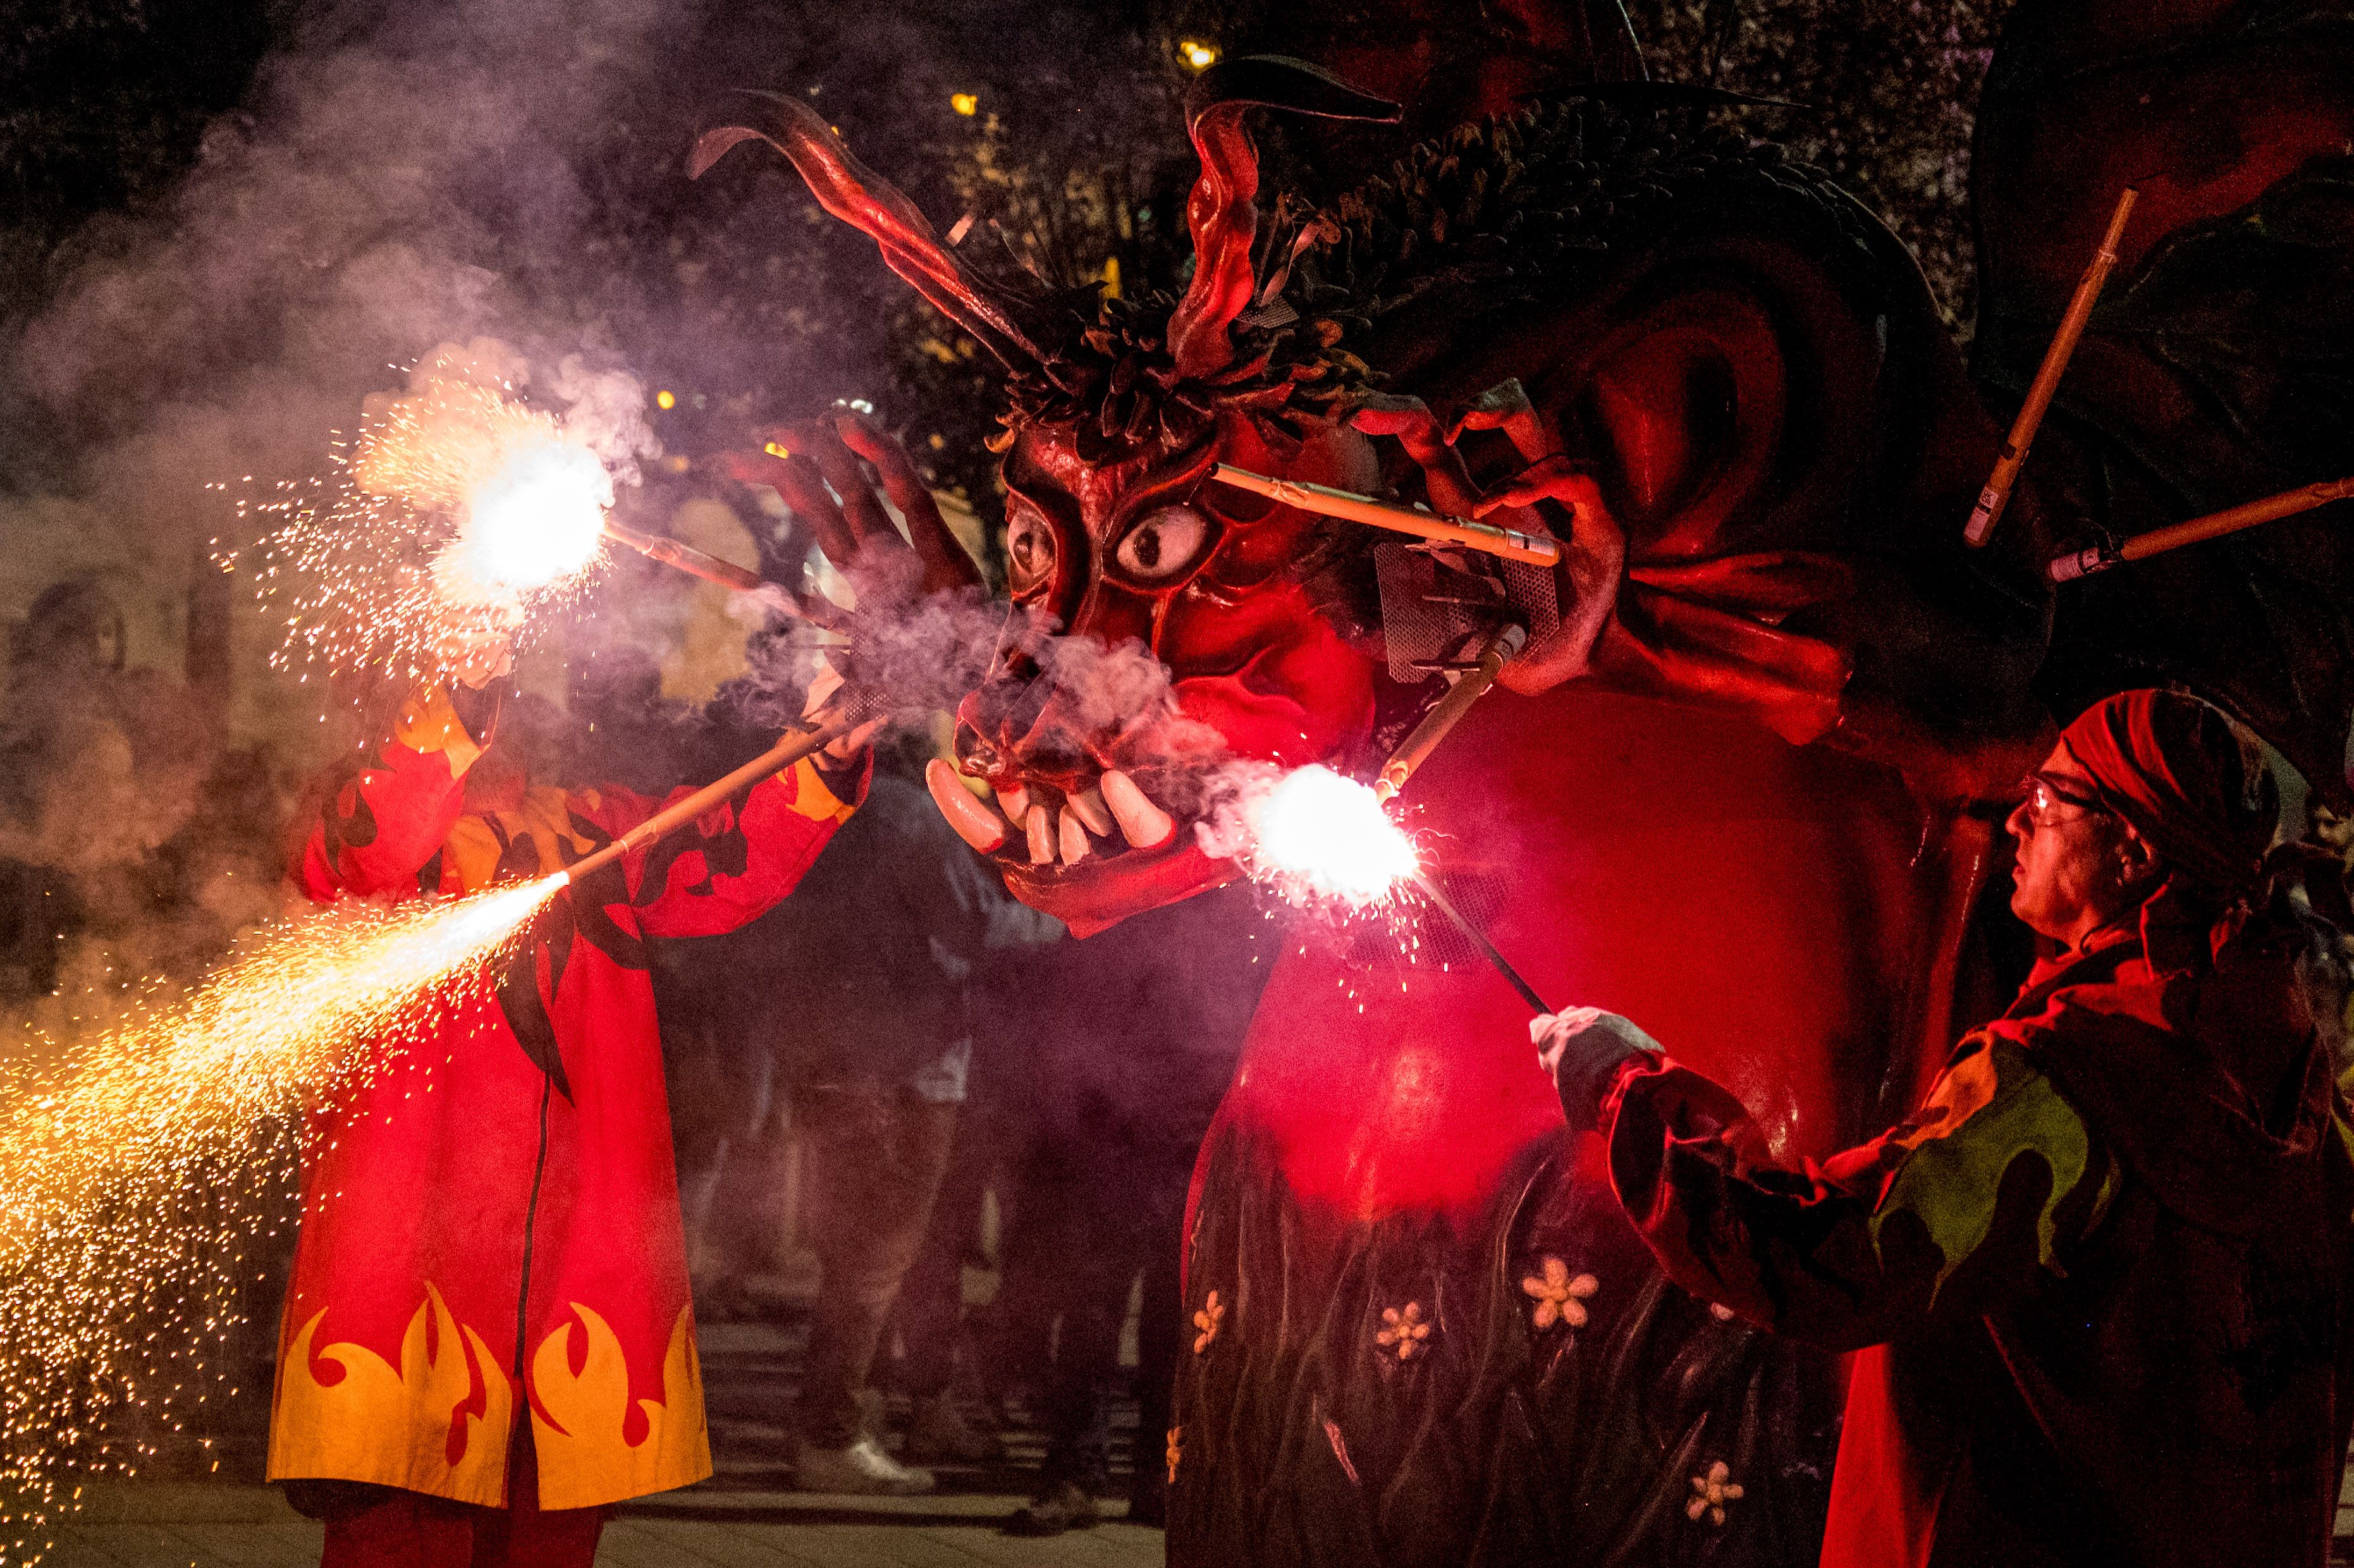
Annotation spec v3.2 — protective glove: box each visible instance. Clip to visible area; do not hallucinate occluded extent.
[1532,1007,1665,1134]
[801,656,885,775]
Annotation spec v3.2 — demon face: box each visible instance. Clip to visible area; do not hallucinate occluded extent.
[950,412,1381,931]
[695,58,1407,933]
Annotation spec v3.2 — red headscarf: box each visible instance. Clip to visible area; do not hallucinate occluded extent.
[2057,689,2279,897]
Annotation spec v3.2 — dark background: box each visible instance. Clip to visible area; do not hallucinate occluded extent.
[1,0,2001,515]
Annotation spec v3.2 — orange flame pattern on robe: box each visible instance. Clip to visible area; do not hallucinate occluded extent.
[270,685,860,1508]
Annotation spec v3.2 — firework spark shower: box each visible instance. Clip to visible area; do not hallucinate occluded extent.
[0,876,558,1564]
[1235,765,1421,910]
[222,341,656,687]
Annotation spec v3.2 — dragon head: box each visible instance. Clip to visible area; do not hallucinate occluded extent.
[695,59,1409,933]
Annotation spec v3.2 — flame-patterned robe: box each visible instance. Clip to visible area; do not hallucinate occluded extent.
[267,685,862,1509]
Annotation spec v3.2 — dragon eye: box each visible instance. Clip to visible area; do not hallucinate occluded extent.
[1115,505,1212,584]
[1004,506,1056,595]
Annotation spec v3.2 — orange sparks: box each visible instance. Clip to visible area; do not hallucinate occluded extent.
[0,875,561,1562]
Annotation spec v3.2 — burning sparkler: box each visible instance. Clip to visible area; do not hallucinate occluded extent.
[433,435,611,597]
[1241,764,1555,1014]
[216,342,684,688]
[221,358,619,685]
[224,352,845,688]
[0,878,559,1563]
[1245,764,1422,908]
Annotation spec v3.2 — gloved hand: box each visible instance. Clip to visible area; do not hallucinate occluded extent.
[801,657,884,764]
[1532,1008,1665,1134]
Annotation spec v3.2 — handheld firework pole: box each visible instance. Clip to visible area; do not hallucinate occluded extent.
[598,515,856,634]
[561,706,869,885]
[1244,619,1553,1013]
[1210,464,1564,568]
[599,515,766,593]
[1374,623,1528,801]
[1371,621,1554,1010]
[1411,870,1555,1015]
[2049,477,2354,582]
[1963,186,2139,548]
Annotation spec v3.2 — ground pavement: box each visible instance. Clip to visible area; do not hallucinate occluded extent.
[35,1318,2354,1565]
[42,1321,1162,1568]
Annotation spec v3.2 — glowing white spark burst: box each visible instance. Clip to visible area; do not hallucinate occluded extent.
[451,441,611,591]
[1246,766,1421,908]
[0,876,560,1562]
[218,358,618,686]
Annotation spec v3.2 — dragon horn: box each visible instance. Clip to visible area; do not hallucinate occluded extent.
[1166,57,1400,383]
[690,90,1060,372]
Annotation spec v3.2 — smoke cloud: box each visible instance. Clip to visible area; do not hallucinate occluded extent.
[0,0,746,1504]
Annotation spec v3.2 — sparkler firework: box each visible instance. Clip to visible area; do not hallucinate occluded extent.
[1242,765,1554,1013]
[0,878,558,1563]
[221,350,629,686]
[1245,765,1421,908]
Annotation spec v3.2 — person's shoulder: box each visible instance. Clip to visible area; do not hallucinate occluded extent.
[1894,1031,2085,1154]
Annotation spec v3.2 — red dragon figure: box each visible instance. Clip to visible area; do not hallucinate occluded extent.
[697,0,2354,1560]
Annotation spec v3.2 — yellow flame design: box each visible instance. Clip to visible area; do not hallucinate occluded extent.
[786,756,857,826]
[268,1282,515,1505]
[527,1302,709,1509]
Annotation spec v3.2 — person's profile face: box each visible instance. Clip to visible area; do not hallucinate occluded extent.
[2004,742,2136,943]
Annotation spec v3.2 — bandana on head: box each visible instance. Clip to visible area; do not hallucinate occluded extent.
[2057,690,2278,896]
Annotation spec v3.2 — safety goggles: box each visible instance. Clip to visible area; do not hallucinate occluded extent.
[2016,769,2112,827]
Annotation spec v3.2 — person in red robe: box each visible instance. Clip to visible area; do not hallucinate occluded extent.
[267,637,872,1568]
[1540,689,2354,1568]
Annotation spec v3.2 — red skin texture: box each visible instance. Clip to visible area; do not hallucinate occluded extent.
[953,412,1383,936]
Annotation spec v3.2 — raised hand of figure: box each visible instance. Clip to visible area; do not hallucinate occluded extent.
[1353,382,1624,694]
[721,412,983,612]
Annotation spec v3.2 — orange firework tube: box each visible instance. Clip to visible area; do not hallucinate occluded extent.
[562,709,864,885]
[1964,187,2139,548]
[2049,477,2354,582]
[1211,464,1563,568]
[1373,623,1528,801]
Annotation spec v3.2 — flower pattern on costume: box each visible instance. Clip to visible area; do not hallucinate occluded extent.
[1192,1290,1224,1354]
[1687,1460,1744,1525]
[1520,1257,1598,1330]
[1166,1426,1182,1486]
[1376,1301,1431,1362]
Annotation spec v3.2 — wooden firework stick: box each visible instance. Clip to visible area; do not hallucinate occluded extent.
[1211,464,1563,567]
[599,517,855,632]
[1373,624,1528,801]
[601,515,766,591]
[562,709,864,884]
[2049,477,2354,582]
[1963,187,2139,548]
